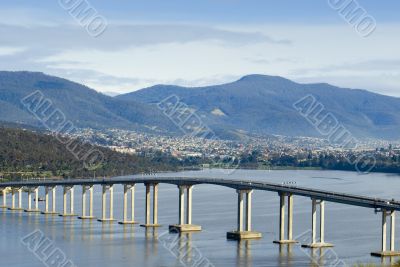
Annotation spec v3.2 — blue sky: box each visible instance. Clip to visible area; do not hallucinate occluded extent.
[3,1,400,23]
[1,0,400,96]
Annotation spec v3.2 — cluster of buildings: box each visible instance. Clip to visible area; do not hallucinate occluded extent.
[69,128,400,164]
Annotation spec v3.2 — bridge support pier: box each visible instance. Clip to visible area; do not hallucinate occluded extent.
[8,187,23,211]
[119,184,138,224]
[1,188,7,208]
[42,186,58,215]
[227,189,262,240]
[169,185,201,233]
[302,199,333,248]
[59,186,77,217]
[25,187,40,212]
[78,185,95,219]
[98,185,115,222]
[274,193,297,244]
[141,183,161,227]
[371,210,400,257]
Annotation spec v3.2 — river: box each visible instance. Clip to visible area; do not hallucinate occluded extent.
[1,169,399,266]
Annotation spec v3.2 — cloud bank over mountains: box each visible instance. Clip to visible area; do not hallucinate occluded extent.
[0,4,399,96]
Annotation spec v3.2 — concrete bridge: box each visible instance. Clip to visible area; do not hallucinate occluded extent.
[1,176,399,257]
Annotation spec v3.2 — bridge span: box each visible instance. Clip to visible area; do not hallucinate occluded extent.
[1,176,399,257]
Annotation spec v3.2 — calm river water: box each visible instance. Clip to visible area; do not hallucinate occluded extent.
[1,169,400,267]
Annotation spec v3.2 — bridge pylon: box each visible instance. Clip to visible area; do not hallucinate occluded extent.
[118,184,138,224]
[301,199,333,248]
[273,193,298,244]
[140,183,161,227]
[59,185,77,217]
[371,209,400,257]
[78,185,96,220]
[227,189,262,240]
[98,184,115,222]
[0,188,8,208]
[24,187,40,212]
[8,187,24,211]
[41,186,58,215]
[169,185,201,233]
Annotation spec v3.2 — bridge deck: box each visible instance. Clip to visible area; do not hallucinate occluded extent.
[1,176,399,211]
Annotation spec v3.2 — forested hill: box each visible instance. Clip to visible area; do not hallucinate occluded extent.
[0,71,177,134]
[0,126,179,180]
[119,74,400,140]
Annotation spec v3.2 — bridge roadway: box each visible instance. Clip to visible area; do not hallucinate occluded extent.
[1,176,399,211]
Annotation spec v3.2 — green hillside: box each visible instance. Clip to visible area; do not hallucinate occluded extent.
[0,126,179,180]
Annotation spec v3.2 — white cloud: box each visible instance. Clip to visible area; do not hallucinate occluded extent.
[0,46,26,56]
[0,10,399,97]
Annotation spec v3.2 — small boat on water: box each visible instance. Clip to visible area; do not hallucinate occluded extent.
[34,197,45,202]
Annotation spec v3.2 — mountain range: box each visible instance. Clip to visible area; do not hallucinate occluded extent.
[118,74,400,140]
[0,71,177,134]
[1,71,400,140]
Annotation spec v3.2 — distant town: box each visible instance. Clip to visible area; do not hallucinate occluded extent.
[68,128,400,173]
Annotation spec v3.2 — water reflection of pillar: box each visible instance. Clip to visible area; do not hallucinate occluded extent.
[309,248,325,267]
[145,228,159,260]
[101,220,115,240]
[122,224,135,240]
[100,222,115,256]
[0,207,5,224]
[177,233,193,264]
[81,219,94,242]
[236,240,252,267]
[43,205,57,233]
[278,243,294,267]
[61,215,75,241]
